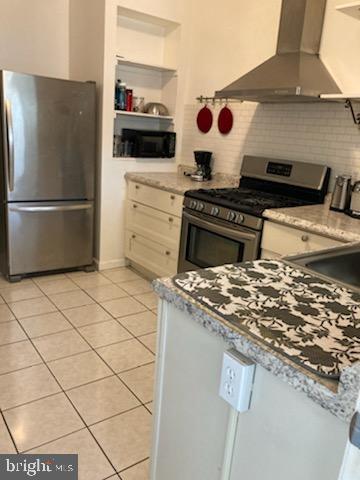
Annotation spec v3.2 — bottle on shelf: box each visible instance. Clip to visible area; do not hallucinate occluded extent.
[119,82,127,110]
[113,134,122,157]
[126,89,133,112]
[114,79,122,110]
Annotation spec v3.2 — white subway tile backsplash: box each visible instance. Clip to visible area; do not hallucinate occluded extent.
[180,102,360,188]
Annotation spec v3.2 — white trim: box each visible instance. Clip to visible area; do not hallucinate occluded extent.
[94,257,128,271]
[150,299,167,479]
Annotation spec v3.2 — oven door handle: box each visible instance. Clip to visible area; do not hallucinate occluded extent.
[183,210,256,242]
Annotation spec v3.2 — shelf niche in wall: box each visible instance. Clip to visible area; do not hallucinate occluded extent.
[113,6,180,158]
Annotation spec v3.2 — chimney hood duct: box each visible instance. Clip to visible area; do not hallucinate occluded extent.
[215,0,341,103]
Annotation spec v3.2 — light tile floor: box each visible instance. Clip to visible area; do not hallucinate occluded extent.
[0,267,157,480]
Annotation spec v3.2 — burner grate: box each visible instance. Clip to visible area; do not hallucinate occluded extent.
[185,187,311,216]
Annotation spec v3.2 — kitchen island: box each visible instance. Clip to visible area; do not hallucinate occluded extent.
[150,259,360,480]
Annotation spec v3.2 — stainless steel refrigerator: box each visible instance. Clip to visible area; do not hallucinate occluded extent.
[0,70,96,281]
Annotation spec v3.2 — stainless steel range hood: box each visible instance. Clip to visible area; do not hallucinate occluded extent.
[215,0,341,103]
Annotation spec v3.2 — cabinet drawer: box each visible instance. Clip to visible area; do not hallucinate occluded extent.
[126,201,181,250]
[125,230,178,277]
[261,221,344,257]
[128,181,183,217]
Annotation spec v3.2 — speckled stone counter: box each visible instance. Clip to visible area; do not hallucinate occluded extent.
[153,260,360,422]
[265,196,360,243]
[124,170,239,196]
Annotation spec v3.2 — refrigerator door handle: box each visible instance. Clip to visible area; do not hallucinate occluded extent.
[5,100,15,192]
[9,204,93,213]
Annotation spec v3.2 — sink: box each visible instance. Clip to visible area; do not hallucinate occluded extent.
[306,251,360,288]
[286,243,360,291]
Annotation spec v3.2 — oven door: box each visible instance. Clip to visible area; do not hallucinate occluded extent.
[178,209,261,273]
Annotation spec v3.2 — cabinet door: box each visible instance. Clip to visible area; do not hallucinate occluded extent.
[125,230,178,277]
[128,181,183,217]
[151,302,230,480]
[261,221,344,258]
[229,367,347,480]
[126,200,181,250]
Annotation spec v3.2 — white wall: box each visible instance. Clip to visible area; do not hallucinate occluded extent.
[0,0,69,78]
[181,0,282,104]
[69,0,107,261]
[321,0,360,92]
[179,0,360,184]
[95,0,184,269]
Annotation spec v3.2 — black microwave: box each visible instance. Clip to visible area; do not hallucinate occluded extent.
[121,128,176,158]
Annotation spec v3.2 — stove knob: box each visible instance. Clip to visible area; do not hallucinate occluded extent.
[197,202,205,212]
[190,200,198,209]
[236,214,245,224]
[228,211,237,222]
[211,207,220,216]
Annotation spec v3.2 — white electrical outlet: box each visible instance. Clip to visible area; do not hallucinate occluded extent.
[219,349,255,412]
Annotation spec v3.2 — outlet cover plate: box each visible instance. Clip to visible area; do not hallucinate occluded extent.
[219,349,255,412]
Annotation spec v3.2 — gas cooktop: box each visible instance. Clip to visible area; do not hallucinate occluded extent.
[183,155,330,230]
[185,187,310,217]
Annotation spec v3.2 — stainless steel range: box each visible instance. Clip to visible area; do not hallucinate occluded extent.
[178,155,330,273]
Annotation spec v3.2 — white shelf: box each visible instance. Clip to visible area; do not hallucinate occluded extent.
[336,1,360,19]
[115,110,174,121]
[321,94,360,102]
[116,56,176,73]
[117,6,180,30]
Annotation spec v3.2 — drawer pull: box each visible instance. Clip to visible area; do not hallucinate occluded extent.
[165,250,171,256]
[132,234,136,239]
[168,217,174,223]
[135,185,140,190]
[301,235,309,242]
[170,195,175,200]
[133,204,138,209]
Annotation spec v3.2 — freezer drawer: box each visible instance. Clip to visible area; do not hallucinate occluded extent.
[7,201,94,275]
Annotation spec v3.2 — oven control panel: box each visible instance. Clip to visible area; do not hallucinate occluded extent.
[227,211,245,224]
[189,200,205,212]
[184,198,263,231]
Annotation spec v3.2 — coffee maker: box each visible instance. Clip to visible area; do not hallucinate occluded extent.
[191,151,212,182]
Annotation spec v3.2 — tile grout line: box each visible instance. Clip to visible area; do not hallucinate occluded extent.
[117,457,150,476]
[0,359,44,378]
[68,311,156,412]
[0,267,156,472]
[0,409,18,454]
[9,311,120,479]
[20,426,88,454]
[19,325,75,342]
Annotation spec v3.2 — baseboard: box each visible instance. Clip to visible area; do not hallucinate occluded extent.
[94,257,128,271]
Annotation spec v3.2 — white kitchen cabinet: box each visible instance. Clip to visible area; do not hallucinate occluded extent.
[125,230,178,277]
[125,181,182,277]
[151,300,348,480]
[261,221,345,259]
[128,181,182,216]
[229,366,347,480]
[151,301,231,480]
[126,200,181,250]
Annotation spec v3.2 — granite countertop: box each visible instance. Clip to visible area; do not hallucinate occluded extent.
[125,170,360,243]
[153,259,360,422]
[265,196,360,243]
[124,170,239,195]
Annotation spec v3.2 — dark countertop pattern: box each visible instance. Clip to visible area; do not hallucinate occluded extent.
[153,259,360,422]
